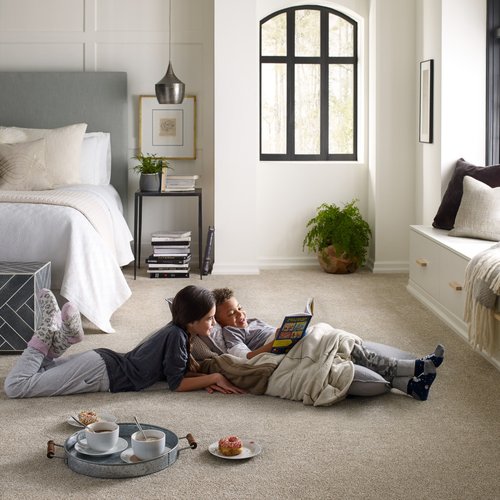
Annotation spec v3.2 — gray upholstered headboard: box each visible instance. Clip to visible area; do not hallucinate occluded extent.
[0,71,128,207]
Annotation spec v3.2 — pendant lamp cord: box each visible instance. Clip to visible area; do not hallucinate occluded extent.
[168,0,172,64]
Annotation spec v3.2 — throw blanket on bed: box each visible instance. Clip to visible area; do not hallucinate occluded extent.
[0,189,116,257]
[464,242,500,354]
[200,323,362,406]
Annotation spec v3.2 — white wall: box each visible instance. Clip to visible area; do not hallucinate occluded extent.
[440,0,486,183]
[0,0,214,260]
[0,0,488,274]
[213,0,259,274]
[414,0,486,225]
[368,0,416,272]
[256,0,370,271]
[214,0,416,274]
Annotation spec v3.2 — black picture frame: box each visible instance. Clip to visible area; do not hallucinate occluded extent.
[419,59,434,143]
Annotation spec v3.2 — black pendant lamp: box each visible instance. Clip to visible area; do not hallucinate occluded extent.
[155,0,185,104]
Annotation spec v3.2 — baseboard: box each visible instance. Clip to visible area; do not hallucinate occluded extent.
[259,256,318,270]
[367,258,409,273]
[211,263,260,275]
[214,256,409,273]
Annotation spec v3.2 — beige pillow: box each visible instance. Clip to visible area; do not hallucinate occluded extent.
[0,139,51,191]
[0,123,87,187]
[449,176,500,241]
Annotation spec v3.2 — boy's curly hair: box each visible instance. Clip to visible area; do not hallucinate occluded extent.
[212,287,234,306]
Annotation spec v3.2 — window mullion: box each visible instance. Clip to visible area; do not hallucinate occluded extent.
[320,9,329,159]
[287,10,295,159]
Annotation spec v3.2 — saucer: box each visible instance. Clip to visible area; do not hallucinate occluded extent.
[208,439,262,460]
[120,447,170,463]
[75,437,128,456]
[67,410,117,427]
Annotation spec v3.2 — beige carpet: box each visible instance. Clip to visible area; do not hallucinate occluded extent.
[1,266,499,500]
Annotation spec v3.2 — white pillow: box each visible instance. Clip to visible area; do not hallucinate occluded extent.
[80,132,111,185]
[0,139,51,191]
[0,123,87,187]
[449,176,500,241]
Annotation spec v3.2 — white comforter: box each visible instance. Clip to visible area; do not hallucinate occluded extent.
[0,184,134,333]
[265,323,362,406]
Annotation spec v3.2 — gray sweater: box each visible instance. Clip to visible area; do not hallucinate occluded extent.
[95,322,189,392]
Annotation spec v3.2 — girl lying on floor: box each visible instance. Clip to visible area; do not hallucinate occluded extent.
[4,286,244,398]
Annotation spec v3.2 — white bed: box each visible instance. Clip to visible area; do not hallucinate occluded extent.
[0,185,133,332]
[0,72,133,333]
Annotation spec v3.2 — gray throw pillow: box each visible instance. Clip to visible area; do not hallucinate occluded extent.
[348,365,390,397]
[449,176,500,241]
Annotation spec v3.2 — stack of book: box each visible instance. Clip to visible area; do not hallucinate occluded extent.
[162,175,199,192]
[146,230,192,278]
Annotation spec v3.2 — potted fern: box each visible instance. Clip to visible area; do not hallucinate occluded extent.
[131,153,170,192]
[303,199,371,274]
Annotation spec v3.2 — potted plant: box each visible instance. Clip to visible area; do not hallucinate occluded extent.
[303,199,371,274]
[131,153,171,192]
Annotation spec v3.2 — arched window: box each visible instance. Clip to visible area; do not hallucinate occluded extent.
[260,5,358,161]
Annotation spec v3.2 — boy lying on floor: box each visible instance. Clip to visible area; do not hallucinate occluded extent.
[193,288,444,402]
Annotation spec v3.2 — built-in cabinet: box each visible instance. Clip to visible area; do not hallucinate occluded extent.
[407,225,500,370]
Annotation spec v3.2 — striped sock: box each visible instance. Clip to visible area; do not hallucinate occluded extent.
[27,289,60,356]
[48,302,84,358]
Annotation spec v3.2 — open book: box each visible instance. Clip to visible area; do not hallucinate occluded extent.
[271,297,314,354]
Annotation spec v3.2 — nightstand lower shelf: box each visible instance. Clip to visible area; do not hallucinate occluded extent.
[133,189,203,280]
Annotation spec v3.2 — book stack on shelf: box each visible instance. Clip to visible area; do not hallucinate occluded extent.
[146,230,192,278]
[162,175,199,192]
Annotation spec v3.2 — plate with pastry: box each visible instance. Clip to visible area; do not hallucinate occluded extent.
[209,436,262,460]
[67,409,117,427]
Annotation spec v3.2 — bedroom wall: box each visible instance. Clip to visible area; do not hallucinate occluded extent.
[414,0,486,225]
[214,0,416,274]
[0,0,214,257]
[0,0,488,274]
[213,0,487,275]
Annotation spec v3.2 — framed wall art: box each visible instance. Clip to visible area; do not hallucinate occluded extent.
[139,95,196,159]
[419,59,434,144]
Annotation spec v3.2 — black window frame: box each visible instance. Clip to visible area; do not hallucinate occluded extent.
[259,5,358,162]
[487,0,500,165]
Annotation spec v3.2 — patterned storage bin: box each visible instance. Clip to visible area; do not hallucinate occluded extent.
[0,262,51,353]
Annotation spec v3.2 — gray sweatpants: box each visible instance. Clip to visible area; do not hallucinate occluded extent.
[351,341,417,381]
[4,347,110,398]
[348,340,419,396]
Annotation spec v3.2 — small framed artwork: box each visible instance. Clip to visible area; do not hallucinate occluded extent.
[139,95,196,159]
[419,59,434,143]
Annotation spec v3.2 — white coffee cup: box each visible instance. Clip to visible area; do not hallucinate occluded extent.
[131,430,166,460]
[77,421,119,452]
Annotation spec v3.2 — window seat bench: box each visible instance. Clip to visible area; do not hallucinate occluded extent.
[407,225,500,370]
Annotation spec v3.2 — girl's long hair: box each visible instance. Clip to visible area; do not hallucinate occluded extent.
[171,285,215,372]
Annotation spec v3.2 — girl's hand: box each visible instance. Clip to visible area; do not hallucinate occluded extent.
[208,374,246,394]
[176,372,245,393]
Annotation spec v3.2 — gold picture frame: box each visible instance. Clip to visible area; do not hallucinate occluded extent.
[139,95,196,159]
